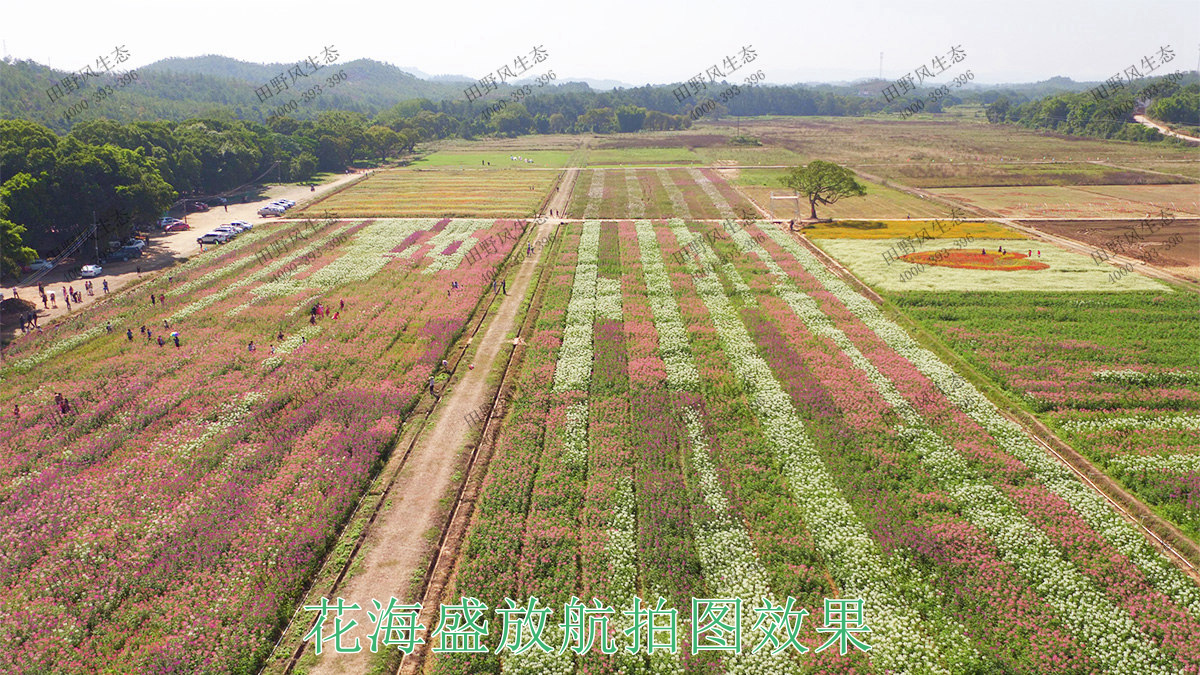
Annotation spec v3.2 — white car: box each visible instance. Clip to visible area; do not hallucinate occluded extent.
[27,259,55,271]
[258,206,285,217]
[213,227,239,237]
[124,239,146,250]
[197,232,229,245]
[80,264,103,278]
[277,199,295,207]
[230,220,252,230]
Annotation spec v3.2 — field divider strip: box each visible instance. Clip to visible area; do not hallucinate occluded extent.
[399,219,565,675]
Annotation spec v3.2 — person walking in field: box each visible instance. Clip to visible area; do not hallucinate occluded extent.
[127,328,133,341]
[102,280,108,294]
[174,335,180,348]
[151,294,155,306]
[49,291,56,308]
[157,335,165,347]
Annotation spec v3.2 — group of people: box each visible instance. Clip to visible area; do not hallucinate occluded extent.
[510,155,535,163]
[149,293,165,306]
[16,311,40,333]
[308,299,343,325]
[128,323,181,348]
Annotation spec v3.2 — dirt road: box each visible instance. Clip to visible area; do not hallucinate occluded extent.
[302,169,576,675]
[1134,114,1200,144]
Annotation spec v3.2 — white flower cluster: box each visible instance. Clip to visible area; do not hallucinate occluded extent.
[1062,415,1200,434]
[1093,370,1200,386]
[420,220,490,275]
[595,277,623,322]
[665,221,958,674]
[635,221,700,391]
[688,168,737,220]
[626,170,646,219]
[1111,454,1200,474]
[553,221,601,393]
[761,226,1200,620]
[657,168,689,215]
[561,401,589,470]
[584,169,605,220]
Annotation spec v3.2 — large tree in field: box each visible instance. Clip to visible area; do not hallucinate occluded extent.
[781,160,866,220]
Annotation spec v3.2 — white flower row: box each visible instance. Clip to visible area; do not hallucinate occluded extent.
[552,221,601,393]
[635,221,700,391]
[657,168,690,216]
[584,169,605,219]
[261,325,323,371]
[760,226,1200,619]
[1062,415,1200,434]
[170,224,357,321]
[688,168,737,219]
[682,408,796,674]
[160,391,264,460]
[5,325,105,376]
[664,220,957,674]
[626,170,646,218]
[1093,370,1200,386]
[1111,454,1200,474]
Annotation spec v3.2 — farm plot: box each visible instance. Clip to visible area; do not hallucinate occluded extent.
[298,168,560,218]
[740,180,950,220]
[863,161,1195,188]
[927,184,1200,219]
[0,217,525,674]
[889,292,1200,540]
[813,236,1167,292]
[569,168,756,220]
[426,218,1200,674]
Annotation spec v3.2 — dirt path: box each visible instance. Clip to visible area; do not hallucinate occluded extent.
[1,173,362,343]
[1134,114,1200,144]
[304,170,575,675]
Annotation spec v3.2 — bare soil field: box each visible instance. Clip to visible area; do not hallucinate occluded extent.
[1017,218,1200,282]
[927,184,1200,219]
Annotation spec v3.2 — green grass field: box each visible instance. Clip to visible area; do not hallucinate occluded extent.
[412,150,573,168]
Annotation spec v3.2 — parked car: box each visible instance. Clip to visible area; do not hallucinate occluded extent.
[108,245,142,262]
[158,217,184,229]
[124,239,146,250]
[197,232,229,245]
[164,222,191,232]
[258,206,284,217]
[25,259,55,272]
[230,220,252,230]
[80,264,103,278]
[185,201,210,213]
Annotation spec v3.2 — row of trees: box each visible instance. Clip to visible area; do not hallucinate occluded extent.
[986,76,1198,141]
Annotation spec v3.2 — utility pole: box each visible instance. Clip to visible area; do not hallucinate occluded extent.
[879,52,883,79]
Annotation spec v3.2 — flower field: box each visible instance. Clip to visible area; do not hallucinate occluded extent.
[431,218,1200,673]
[889,291,1200,541]
[297,168,560,218]
[0,217,525,673]
[568,168,755,220]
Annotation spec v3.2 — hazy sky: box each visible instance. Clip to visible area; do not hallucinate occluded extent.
[4,0,1199,85]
